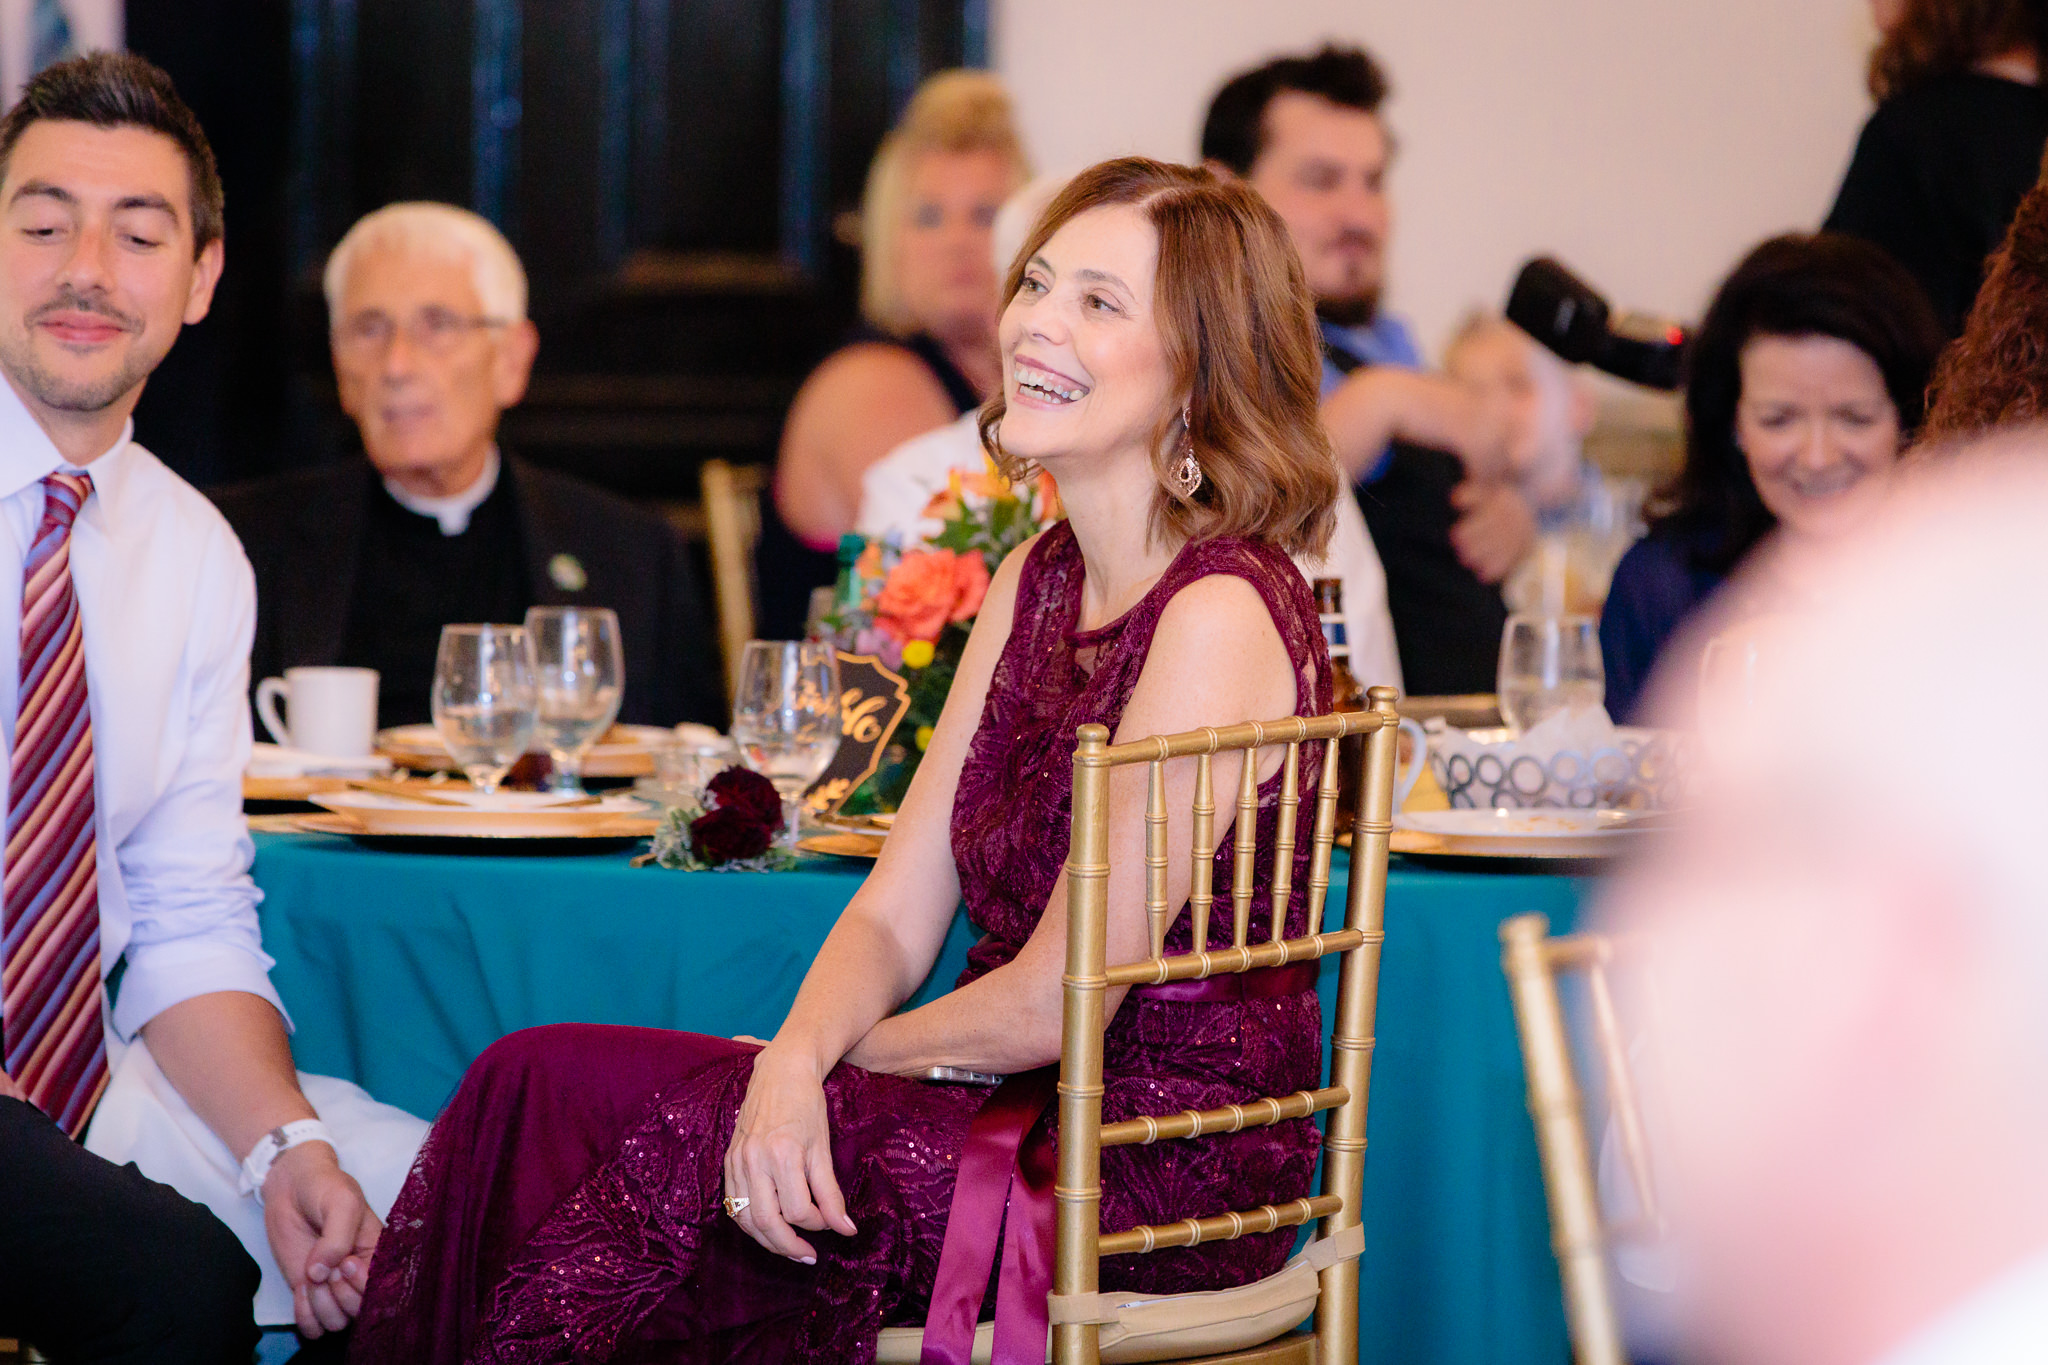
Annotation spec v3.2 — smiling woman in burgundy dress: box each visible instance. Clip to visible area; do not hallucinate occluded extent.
[348,157,1345,1364]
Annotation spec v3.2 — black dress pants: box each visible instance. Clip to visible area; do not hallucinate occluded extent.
[0,1096,259,1363]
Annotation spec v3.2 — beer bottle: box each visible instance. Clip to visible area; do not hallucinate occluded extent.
[1314,578,1367,829]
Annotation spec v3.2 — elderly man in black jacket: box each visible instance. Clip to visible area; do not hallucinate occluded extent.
[211,203,723,728]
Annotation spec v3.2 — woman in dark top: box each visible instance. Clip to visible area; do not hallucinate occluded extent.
[1601,235,1946,721]
[757,72,1028,637]
[1824,0,2048,336]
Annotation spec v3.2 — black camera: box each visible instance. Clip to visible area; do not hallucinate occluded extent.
[1506,257,1691,392]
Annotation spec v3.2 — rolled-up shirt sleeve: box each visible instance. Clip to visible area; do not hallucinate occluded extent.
[109,530,285,1040]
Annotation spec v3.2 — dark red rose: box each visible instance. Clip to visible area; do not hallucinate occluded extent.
[705,766,784,825]
[689,805,776,864]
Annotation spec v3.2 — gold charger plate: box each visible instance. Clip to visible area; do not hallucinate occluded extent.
[377,723,675,779]
[311,789,651,837]
[1390,827,1619,862]
[796,832,885,860]
[289,811,657,854]
[243,774,355,803]
[1391,809,1640,862]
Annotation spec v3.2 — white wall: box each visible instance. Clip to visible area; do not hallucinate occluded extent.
[992,0,1876,361]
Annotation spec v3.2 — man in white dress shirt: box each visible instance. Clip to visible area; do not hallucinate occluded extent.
[0,53,418,1356]
[1614,436,2048,1365]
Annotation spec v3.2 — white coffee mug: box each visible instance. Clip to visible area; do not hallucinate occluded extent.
[255,666,379,757]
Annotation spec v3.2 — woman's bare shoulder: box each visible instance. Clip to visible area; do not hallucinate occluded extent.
[1140,571,1295,716]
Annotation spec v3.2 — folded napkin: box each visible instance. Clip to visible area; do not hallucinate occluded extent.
[1428,706,1688,810]
[248,742,393,779]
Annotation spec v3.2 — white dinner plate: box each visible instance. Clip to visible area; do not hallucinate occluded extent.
[311,788,652,837]
[377,723,677,778]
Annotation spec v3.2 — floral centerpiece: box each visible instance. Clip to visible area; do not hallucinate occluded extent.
[829,457,1060,809]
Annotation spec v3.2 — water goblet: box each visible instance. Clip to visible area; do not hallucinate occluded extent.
[728,640,842,842]
[525,606,624,793]
[1497,614,1605,734]
[431,623,537,795]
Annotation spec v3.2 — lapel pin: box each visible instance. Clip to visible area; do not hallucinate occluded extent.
[548,552,588,592]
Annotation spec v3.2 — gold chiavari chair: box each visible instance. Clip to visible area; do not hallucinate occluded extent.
[698,458,765,704]
[877,685,1402,1365]
[1499,914,1661,1365]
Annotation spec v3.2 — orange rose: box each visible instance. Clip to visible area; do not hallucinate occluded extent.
[877,548,993,643]
[949,548,989,622]
[877,550,963,643]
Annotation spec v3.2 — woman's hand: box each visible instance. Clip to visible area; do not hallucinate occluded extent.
[723,1047,858,1263]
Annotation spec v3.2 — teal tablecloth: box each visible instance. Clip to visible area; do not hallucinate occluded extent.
[252,831,1585,1365]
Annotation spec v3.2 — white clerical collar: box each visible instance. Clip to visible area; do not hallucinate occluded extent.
[1875,1245,2048,1365]
[383,446,501,536]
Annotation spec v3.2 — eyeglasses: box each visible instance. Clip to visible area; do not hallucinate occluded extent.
[332,306,507,358]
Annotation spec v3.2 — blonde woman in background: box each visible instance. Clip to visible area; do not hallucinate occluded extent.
[758,70,1030,635]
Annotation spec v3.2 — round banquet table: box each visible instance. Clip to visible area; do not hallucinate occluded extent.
[251,830,1589,1365]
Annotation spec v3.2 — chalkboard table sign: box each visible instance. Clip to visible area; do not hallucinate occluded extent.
[803,652,912,818]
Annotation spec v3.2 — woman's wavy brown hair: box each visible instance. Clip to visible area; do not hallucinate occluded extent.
[1868,0,2047,99]
[979,157,1339,559]
[1923,175,2048,439]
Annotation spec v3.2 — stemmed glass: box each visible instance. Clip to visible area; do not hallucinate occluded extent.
[525,606,624,793]
[1497,614,1605,734]
[729,640,842,841]
[431,623,537,795]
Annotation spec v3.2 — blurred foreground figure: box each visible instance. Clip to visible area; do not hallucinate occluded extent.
[1615,434,2048,1365]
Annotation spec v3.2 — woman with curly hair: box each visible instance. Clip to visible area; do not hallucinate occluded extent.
[1825,0,2048,335]
[1923,170,2048,437]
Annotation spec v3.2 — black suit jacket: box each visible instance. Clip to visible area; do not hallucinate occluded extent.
[208,454,726,727]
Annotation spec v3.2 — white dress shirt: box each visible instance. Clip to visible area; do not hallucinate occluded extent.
[855,413,1406,690]
[0,375,282,1044]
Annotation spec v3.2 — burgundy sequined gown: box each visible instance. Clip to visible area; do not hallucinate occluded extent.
[350,524,1334,1364]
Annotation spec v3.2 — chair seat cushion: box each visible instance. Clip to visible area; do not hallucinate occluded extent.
[873,1225,1360,1364]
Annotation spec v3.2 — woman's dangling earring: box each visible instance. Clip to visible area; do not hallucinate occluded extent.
[1173,401,1204,497]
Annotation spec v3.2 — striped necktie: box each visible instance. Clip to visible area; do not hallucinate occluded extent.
[2,471,102,1135]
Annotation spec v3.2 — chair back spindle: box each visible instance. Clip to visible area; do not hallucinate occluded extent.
[1230,738,1261,948]
[1188,753,1217,948]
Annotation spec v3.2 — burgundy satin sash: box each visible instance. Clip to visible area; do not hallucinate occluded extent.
[917,960,1321,1364]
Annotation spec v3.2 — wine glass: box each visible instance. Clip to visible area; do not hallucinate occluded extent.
[525,606,624,793]
[729,640,842,841]
[1497,614,1605,734]
[431,623,537,794]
